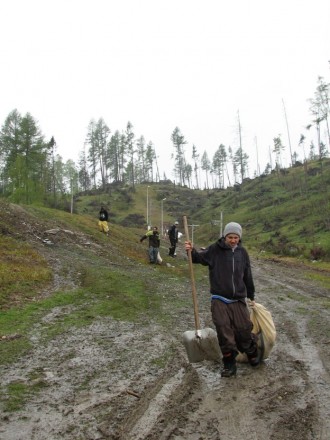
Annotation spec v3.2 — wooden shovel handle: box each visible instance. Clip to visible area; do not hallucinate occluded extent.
[183,215,201,332]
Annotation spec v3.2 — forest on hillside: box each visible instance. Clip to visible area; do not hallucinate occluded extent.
[0,76,329,208]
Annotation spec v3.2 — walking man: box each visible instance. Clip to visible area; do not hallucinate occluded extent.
[168,221,179,257]
[140,226,161,264]
[98,205,109,236]
[185,222,261,377]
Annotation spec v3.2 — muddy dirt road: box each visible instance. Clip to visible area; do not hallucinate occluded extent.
[0,215,329,439]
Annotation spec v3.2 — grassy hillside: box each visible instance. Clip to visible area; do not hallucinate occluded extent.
[74,159,330,262]
[196,160,330,260]
[0,199,188,367]
[1,157,329,310]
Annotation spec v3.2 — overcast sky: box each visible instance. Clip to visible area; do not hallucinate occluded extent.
[1,0,329,182]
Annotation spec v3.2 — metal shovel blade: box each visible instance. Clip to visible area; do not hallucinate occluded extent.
[182,327,221,363]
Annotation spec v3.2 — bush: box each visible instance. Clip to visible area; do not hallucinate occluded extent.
[310,246,326,260]
[121,213,145,227]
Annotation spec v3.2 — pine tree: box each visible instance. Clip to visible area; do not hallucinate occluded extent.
[171,127,188,186]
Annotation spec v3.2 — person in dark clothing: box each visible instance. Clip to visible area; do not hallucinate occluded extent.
[185,222,261,377]
[140,226,161,264]
[98,205,109,235]
[168,221,179,257]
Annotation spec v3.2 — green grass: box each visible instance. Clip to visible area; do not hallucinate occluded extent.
[0,235,52,308]
[81,266,162,319]
[2,382,31,412]
[1,378,48,412]
[305,271,330,290]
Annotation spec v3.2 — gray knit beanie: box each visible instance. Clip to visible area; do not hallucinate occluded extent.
[223,222,242,238]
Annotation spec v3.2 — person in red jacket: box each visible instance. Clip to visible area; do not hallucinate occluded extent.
[185,222,261,377]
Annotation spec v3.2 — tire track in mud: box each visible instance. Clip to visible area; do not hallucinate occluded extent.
[254,260,330,439]
[118,259,330,440]
[125,368,187,440]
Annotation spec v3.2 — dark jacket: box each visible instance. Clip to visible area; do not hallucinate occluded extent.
[140,230,160,248]
[168,224,178,242]
[99,208,108,221]
[190,238,255,300]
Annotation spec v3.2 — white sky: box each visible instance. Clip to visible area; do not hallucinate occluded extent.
[1,0,329,181]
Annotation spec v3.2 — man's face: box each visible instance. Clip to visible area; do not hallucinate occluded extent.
[225,234,240,247]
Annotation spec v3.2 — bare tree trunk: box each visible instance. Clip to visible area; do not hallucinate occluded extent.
[282,99,293,167]
[255,136,260,176]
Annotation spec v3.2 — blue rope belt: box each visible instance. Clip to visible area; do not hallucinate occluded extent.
[211,294,238,304]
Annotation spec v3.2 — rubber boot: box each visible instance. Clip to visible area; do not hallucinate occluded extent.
[246,343,261,367]
[221,352,237,377]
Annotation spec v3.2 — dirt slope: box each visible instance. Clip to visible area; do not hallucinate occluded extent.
[0,203,329,440]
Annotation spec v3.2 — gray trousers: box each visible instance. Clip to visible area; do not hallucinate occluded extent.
[211,299,257,355]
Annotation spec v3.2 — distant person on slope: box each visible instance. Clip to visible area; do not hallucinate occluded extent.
[140,226,161,264]
[98,205,109,236]
[168,221,179,257]
[184,222,261,377]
